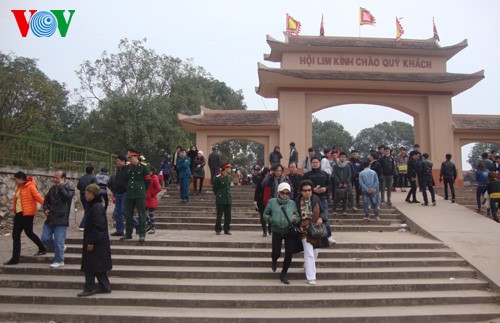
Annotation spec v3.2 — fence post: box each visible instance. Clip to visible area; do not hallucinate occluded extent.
[48,141,53,169]
[83,148,88,172]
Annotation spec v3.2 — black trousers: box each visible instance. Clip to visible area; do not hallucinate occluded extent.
[271,232,295,276]
[84,271,111,292]
[443,178,456,200]
[406,180,418,201]
[11,212,45,261]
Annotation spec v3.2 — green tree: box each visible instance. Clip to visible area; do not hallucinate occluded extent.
[76,38,246,166]
[215,140,263,169]
[466,143,499,170]
[312,117,353,153]
[0,52,68,135]
[352,121,414,157]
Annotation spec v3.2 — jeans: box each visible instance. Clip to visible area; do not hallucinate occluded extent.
[380,175,394,203]
[397,174,408,188]
[443,178,455,200]
[147,208,156,229]
[318,196,332,237]
[41,224,67,263]
[476,185,488,209]
[179,176,190,201]
[362,191,379,218]
[113,192,126,233]
[420,177,436,204]
[302,238,319,281]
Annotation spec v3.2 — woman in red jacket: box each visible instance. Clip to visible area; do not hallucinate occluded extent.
[145,168,162,234]
[4,171,46,265]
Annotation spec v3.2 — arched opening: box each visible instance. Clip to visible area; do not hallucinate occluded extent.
[312,104,414,156]
[460,142,499,181]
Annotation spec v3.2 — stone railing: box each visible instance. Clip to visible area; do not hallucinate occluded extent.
[0,166,83,228]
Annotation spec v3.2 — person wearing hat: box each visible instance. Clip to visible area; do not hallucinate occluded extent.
[4,171,46,265]
[122,149,151,242]
[263,182,300,284]
[212,163,233,235]
[78,184,112,297]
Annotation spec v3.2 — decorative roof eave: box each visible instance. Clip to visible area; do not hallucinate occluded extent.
[178,106,280,134]
[264,34,468,62]
[452,114,500,132]
[256,64,484,98]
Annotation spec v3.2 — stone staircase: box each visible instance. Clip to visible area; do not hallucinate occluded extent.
[0,185,499,322]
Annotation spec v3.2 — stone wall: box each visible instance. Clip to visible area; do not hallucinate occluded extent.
[0,167,83,229]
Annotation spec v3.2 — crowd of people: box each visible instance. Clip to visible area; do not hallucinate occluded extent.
[5,143,499,290]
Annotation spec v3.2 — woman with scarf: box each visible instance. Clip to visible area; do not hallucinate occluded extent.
[192,150,206,195]
[295,179,326,285]
[263,182,300,284]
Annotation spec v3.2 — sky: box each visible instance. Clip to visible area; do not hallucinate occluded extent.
[1,0,499,169]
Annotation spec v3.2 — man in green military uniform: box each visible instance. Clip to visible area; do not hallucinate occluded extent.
[121,149,151,242]
[213,163,232,235]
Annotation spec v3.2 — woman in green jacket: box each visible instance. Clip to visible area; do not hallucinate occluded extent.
[263,182,300,284]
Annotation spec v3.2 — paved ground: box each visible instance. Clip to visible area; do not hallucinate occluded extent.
[2,187,499,295]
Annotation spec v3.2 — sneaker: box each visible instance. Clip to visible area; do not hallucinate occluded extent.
[332,211,338,216]
[422,203,429,206]
[215,232,221,235]
[34,251,46,256]
[342,211,347,216]
[328,237,337,245]
[386,202,392,206]
[352,206,358,211]
[307,280,316,285]
[78,228,84,232]
[451,199,456,203]
[405,199,412,203]
[110,231,124,236]
[50,262,64,268]
[432,202,436,206]
[376,216,380,221]
[139,236,145,242]
[262,232,267,237]
[363,217,370,222]
[64,245,67,252]
[148,229,155,234]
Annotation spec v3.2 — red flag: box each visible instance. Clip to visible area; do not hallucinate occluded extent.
[360,7,376,26]
[286,13,301,35]
[396,17,404,41]
[433,17,440,42]
[320,14,324,36]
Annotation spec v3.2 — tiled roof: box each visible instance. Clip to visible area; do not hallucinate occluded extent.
[264,69,483,84]
[179,107,279,127]
[452,114,500,130]
[287,35,444,50]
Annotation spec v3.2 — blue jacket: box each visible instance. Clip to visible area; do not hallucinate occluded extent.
[176,156,191,179]
[359,168,379,192]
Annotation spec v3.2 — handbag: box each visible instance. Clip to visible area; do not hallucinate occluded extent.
[308,220,327,239]
[281,205,300,238]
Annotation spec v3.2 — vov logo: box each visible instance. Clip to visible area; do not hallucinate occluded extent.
[11,10,76,37]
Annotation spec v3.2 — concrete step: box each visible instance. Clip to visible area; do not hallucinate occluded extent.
[21,254,468,268]
[0,303,499,322]
[0,287,497,308]
[68,245,457,259]
[153,217,401,226]
[1,264,478,280]
[0,275,488,293]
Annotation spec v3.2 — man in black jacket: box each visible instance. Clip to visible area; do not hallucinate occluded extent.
[42,170,75,268]
[109,155,128,236]
[439,153,457,203]
[379,147,395,206]
[405,152,420,203]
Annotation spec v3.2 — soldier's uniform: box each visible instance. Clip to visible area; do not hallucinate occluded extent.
[213,163,232,234]
[124,150,150,240]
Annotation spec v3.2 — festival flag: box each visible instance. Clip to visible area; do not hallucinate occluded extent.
[396,17,404,41]
[286,13,301,35]
[320,14,325,36]
[433,17,440,42]
[359,7,376,26]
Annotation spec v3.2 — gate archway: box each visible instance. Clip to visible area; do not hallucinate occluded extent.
[179,34,500,184]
